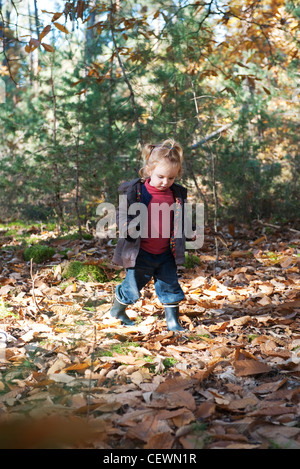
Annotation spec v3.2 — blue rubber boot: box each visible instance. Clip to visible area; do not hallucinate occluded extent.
[164,304,184,332]
[110,297,135,326]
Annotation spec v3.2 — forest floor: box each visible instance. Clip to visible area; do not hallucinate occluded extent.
[0,219,300,450]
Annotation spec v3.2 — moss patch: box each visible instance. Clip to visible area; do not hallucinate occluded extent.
[61,261,107,283]
[184,252,201,269]
[24,245,56,263]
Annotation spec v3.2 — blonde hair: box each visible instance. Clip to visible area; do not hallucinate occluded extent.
[139,139,184,180]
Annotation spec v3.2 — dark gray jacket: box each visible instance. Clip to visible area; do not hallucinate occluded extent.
[112,178,189,268]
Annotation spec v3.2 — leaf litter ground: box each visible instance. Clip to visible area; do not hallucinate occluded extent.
[0,221,300,449]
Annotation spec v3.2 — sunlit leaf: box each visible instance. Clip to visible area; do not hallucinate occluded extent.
[39,25,51,42]
[41,43,54,52]
[51,12,63,22]
[53,22,70,34]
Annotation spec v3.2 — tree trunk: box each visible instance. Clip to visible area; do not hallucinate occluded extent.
[109,0,143,148]
[50,58,63,222]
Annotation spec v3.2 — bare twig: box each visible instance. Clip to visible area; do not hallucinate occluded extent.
[30,258,42,314]
[86,325,97,420]
[191,123,233,149]
[191,78,220,270]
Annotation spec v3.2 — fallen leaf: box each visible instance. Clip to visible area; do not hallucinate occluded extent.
[233,359,273,376]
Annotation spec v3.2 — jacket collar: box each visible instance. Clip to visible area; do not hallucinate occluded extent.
[119,177,186,200]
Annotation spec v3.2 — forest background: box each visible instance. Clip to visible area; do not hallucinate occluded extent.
[0,0,299,233]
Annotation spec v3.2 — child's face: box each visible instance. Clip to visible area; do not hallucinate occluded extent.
[146,160,179,191]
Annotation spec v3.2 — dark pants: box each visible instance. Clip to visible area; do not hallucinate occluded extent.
[115,248,185,306]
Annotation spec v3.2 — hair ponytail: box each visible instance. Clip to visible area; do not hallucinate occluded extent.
[139,139,184,179]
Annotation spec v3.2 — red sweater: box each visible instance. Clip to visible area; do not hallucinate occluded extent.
[140,179,174,254]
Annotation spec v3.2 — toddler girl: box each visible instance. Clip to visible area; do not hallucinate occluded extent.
[110,139,189,331]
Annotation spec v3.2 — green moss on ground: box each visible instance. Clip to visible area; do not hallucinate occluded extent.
[24,245,55,263]
[61,260,107,283]
[184,252,201,269]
